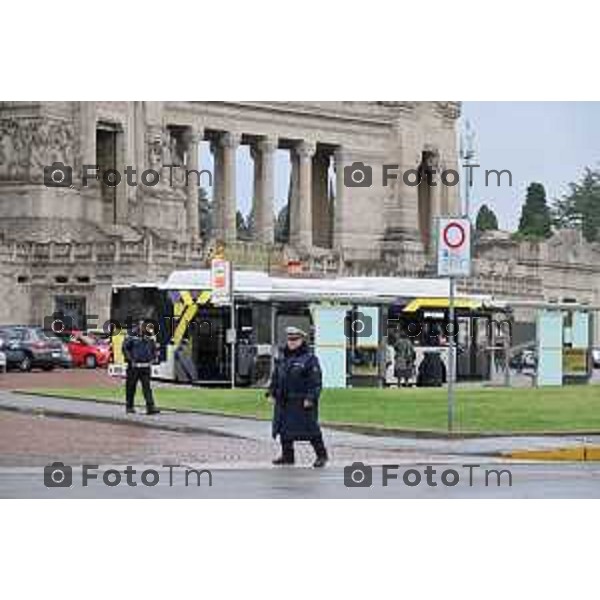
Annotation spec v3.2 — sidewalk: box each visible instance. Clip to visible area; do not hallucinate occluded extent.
[2,389,599,460]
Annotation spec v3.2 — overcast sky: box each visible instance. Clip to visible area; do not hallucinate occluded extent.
[461,101,600,230]
[199,102,600,230]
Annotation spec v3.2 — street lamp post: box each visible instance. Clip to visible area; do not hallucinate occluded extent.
[460,120,477,219]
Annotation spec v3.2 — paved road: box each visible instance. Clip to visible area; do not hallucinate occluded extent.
[2,389,600,498]
[2,463,600,498]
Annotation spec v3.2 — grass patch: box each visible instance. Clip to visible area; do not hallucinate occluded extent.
[18,383,600,434]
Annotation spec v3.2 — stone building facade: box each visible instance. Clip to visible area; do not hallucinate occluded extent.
[0,101,599,340]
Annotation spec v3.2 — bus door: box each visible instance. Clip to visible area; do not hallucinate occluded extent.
[192,305,230,384]
[346,306,381,387]
[456,312,492,380]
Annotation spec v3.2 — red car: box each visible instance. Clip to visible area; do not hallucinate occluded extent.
[63,330,111,368]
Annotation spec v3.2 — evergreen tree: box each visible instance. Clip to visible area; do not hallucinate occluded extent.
[198,187,212,238]
[554,168,600,242]
[274,204,289,243]
[475,204,499,232]
[517,182,552,239]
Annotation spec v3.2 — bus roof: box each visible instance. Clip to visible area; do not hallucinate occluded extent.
[113,270,491,304]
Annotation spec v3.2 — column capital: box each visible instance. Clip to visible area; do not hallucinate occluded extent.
[258,136,278,154]
[187,127,203,145]
[296,140,317,159]
[219,131,242,149]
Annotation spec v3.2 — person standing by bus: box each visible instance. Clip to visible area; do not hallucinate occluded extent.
[267,327,328,468]
[123,320,160,415]
[394,331,416,387]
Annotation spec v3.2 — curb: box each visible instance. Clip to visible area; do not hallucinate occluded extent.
[6,391,513,439]
[11,390,269,422]
[502,445,600,461]
[9,390,600,441]
[0,402,247,440]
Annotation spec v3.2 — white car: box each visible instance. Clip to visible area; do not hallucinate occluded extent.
[592,348,600,369]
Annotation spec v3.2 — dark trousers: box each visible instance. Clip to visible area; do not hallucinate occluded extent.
[281,433,328,461]
[125,367,155,410]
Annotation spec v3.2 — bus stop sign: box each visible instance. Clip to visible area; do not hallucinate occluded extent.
[437,217,471,277]
[211,258,231,305]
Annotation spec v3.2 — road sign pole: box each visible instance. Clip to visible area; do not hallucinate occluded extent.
[448,275,456,434]
[437,217,470,434]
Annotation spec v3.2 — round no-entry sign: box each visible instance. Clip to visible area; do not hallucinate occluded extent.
[437,217,471,277]
[443,221,466,249]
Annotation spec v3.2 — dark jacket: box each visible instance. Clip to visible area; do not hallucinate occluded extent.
[416,351,445,387]
[123,335,157,366]
[269,342,322,440]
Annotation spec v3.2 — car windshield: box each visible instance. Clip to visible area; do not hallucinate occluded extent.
[0,328,24,340]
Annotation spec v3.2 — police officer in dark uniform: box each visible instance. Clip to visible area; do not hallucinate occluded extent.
[122,320,160,415]
[267,326,328,468]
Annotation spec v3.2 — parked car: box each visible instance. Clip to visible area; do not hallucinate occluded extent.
[592,348,600,369]
[509,347,537,371]
[0,338,6,373]
[58,330,111,368]
[0,326,71,372]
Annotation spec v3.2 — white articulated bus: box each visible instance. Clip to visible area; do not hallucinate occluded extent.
[109,270,505,388]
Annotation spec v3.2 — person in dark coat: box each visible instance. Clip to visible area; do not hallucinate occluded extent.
[416,351,445,387]
[122,320,160,415]
[267,326,328,468]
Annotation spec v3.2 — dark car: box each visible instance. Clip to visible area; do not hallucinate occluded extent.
[0,338,6,373]
[0,326,71,372]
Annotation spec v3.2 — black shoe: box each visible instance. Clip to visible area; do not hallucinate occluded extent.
[126,407,136,414]
[146,407,161,415]
[313,456,328,468]
[272,456,295,466]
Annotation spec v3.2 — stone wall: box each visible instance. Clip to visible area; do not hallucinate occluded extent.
[2,228,599,341]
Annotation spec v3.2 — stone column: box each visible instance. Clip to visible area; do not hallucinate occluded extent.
[333,147,347,250]
[114,125,128,224]
[127,102,146,227]
[290,141,315,249]
[398,142,421,241]
[79,102,100,223]
[428,152,442,220]
[426,151,442,254]
[79,102,96,167]
[253,137,277,244]
[185,127,201,241]
[211,139,223,241]
[311,150,331,248]
[133,102,146,171]
[216,131,239,243]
